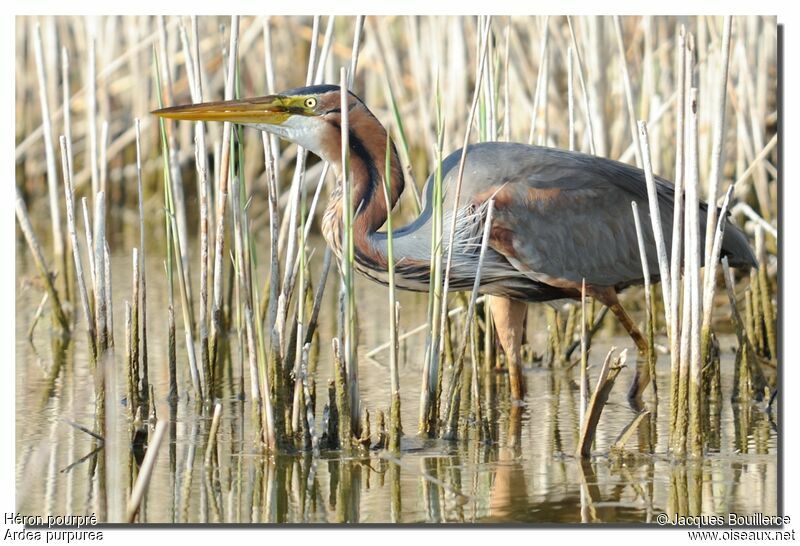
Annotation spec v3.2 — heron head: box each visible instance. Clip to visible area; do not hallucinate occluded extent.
[152,84,367,164]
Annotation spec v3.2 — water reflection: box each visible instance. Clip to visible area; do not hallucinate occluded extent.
[15,253,778,524]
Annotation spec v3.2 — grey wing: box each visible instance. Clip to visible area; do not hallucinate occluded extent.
[438,142,755,289]
[445,143,674,289]
[490,180,670,289]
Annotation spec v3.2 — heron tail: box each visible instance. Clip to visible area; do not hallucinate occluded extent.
[719,219,758,269]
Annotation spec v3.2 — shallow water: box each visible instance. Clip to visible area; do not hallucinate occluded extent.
[15,246,777,524]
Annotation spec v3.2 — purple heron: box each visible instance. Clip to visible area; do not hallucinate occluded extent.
[154,84,756,401]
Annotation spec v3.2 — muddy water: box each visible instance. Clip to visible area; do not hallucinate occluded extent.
[15,245,777,524]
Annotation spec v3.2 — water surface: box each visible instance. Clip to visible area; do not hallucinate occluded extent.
[15,247,778,524]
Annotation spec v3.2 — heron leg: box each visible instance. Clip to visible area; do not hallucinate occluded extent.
[586,286,648,353]
[489,296,528,401]
[588,286,650,405]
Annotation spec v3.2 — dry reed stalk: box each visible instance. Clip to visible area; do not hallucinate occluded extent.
[546,308,563,365]
[81,198,96,291]
[290,184,310,434]
[180,20,211,394]
[86,35,99,215]
[126,420,167,522]
[612,16,643,168]
[418,81,445,435]
[749,269,765,354]
[167,305,177,402]
[339,65,361,435]
[258,23,282,417]
[673,33,697,458]
[618,93,677,164]
[209,15,240,370]
[358,409,372,449]
[276,16,319,338]
[263,150,281,397]
[230,176,261,404]
[377,58,422,211]
[638,121,673,330]
[131,247,141,407]
[566,16,597,155]
[731,202,777,238]
[303,250,332,348]
[103,241,114,348]
[401,18,436,153]
[312,16,336,84]
[724,134,777,205]
[686,87,703,458]
[157,126,201,400]
[26,293,48,340]
[668,26,687,448]
[579,280,588,425]
[527,16,550,145]
[249,307,276,449]
[60,47,73,184]
[383,138,402,450]
[611,410,650,452]
[441,199,495,440]
[577,348,627,458]
[125,301,137,415]
[703,17,733,270]
[365,302,477,358]
[468,327,487,441]
[93,193,107,351]
[502,21,511,142]
[332,338,352,450]
[33,24,65,272]
[484,18,498,140]
[755,227,777,359]
[204,402,222,466]
[375,410,388,450]
[134,120,148,401]
[289,16,367,437]
[350,16,366,78]
[631,201,656,396]
[99,120,109,198]
[15,190,69,331]
[60,136,96,358]
[14,16,181,159]
[430,16,492,434]
[273,22,331,411]
[535,51,549,145]
[102,343,124,523]
[157,19,193,320]
[562,306,577,356]
[563,306,610,361]
[722,257,749,349]
[567,46,575,150]
[700,186,735,366]
[300,343,317,453]
[722,257,768,393]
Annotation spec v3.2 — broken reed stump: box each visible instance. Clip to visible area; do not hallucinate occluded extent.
[15,190,69,331]
[332,338,352,450]
[126,420,167,522]
[611,410,651,452]
[577,348,628,458]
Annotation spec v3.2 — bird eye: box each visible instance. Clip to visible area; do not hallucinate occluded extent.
[304,97,317,109]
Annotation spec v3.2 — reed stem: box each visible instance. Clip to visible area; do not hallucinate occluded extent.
[60,136,95,357]
[33,23,65,275]
[15,190,69,331]
[126,420,167,522]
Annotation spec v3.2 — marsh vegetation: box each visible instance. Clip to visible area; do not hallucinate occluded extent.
[15,15,778,523]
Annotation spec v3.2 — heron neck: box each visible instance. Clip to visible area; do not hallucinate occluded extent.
[323,124,407,271]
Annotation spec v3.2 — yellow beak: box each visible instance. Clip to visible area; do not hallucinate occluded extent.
[152,95,294,125]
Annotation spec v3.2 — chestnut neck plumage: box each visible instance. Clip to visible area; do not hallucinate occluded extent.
[321,109,410,276]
